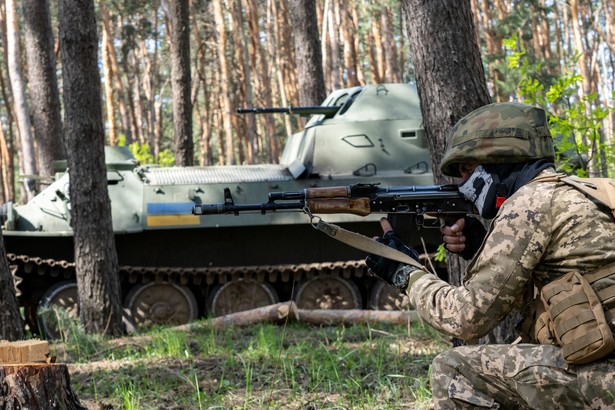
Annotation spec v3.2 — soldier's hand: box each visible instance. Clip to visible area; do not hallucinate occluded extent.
[441,216,486,260]
[365,218,419,287]
[441,218,467,253]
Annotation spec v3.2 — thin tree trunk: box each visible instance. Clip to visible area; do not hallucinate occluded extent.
[268,0,292,148]
[372,8,385,83]
[231,0,257,163]
[6,0,37,199]
[212,0,235,164]
[101,6,117,145]
[245,0,275,161]
[22,0,65,177]
[105,13,133,144]
[382,7,401,83]
[0,229,24,340]
[339,2,359,86]
[327,1,341,90]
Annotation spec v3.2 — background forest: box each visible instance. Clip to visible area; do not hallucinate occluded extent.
[0,0,614,203]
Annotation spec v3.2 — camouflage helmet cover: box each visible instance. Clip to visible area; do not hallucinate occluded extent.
[440,102,555,177]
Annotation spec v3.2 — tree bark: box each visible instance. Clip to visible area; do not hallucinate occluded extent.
[167,0,193,165]
[290,0,327,105]
[0,229,24,340]
[0,364,85,409]
[288,0,327,106]
[100,6,117,146]
[212,0,235,165]
[6,0,37,199]
[22,0,66,177]
[231,0,257,163]
[59,0,124,337]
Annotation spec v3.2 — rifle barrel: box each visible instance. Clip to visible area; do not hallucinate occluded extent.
[193,201,305,215]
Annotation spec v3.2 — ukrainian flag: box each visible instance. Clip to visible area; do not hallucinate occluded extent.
[146,202,200,227]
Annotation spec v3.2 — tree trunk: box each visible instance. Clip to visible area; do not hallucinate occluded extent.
[402,0,490,183]
[169,0,194,166]
[22,0,65,177]
[0,229,24,340]
[402,0,520,345]
[103,11,133,144]
[288,0,327,106]
[6,0,37,199]
[0,365,85,409]
[0,5,15,201]
[212,0,234,165]
[231,0,257,164]
[59,0,124,337]
[101,6,117,146]
[0,341,84,409]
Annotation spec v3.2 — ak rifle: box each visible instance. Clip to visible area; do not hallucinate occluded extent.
[192,183,474,229]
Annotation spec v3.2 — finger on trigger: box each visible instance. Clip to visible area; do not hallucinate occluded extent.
[379,217,393,234]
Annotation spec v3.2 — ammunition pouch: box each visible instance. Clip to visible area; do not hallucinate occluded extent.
[535,270,615,364]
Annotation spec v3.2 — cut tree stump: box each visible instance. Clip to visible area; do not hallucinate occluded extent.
[0,340,85,410]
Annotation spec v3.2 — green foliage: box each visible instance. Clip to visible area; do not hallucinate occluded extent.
[434,243,447,263]
[117,135,175,167]
[504,35,615,176]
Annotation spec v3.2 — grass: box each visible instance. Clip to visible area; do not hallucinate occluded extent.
[48,313,450,409]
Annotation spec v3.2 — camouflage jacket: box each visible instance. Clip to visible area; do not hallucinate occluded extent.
[406,169,615,340]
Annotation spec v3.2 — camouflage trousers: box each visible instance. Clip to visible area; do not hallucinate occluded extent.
[430,343,615,409]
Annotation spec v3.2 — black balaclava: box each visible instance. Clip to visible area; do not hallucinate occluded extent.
[459,159,555,219]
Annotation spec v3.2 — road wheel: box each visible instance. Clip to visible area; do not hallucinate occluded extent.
[37,280,79,340]
[293,277,362,310]
[207,280,279,317]
[124,282,199,328]
[368,280,411,310]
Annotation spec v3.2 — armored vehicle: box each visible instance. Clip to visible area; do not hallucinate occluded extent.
[1,83,438,335]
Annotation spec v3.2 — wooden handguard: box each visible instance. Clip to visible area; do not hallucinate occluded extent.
[305,186,350,199]
[306,198,371,216]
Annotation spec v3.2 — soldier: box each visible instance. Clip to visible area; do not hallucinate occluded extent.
[366,102,615,409]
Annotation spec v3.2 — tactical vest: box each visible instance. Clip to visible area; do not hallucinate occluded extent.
[530,174,615,364]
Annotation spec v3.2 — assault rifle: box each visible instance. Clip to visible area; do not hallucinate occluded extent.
[192,183,475,267]
[193,183,474,228]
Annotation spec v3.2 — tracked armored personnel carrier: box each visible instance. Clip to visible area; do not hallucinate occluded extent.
[2,83,439,335]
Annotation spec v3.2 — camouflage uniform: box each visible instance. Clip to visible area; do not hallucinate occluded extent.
[404,169,615,409]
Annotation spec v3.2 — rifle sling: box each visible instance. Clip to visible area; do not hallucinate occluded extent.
[313,218,425,271]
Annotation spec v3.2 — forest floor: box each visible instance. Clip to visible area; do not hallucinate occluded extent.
[49,317,450,409]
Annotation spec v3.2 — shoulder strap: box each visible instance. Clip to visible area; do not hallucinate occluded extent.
[560,177,615,217]
[312,218,425,271]
[529,173,615,218]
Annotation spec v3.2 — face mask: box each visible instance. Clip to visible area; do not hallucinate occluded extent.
[458,165,502,219]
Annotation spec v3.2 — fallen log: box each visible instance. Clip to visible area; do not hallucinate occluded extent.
[209,301,420,328]
[211,302,296,328]
[0,340,85,409]
[294,308,419,326]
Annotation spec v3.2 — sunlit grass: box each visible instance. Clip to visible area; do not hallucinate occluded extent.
[53,317,449,409]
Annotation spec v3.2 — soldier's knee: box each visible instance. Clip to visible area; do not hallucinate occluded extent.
[430,348,501,409]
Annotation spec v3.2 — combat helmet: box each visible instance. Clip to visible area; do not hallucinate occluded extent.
[440,102,555,177]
